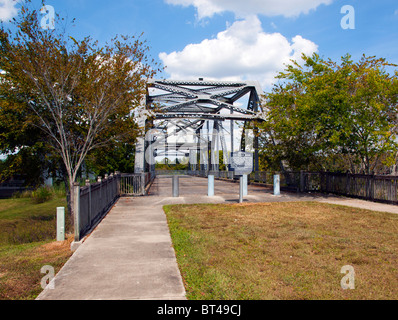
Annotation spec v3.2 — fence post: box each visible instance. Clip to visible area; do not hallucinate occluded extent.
[370,174,375,200]
[115,172,120,196]
[141,173,145,195]
[326,172,330,193]
[86,179,91,228]
[73,182,80,242]
[300,170,305,193]
[346,172,350,196]
[106,174,111,204]
[97,176,102,208]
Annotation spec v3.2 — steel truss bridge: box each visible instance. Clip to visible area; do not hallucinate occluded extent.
[134,79,265,174]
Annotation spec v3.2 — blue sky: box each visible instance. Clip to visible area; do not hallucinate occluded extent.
[1,0,398,91]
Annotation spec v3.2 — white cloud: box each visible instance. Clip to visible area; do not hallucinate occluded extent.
[159,16,318,89]
[165,0,333,19]
[0,0,18,22]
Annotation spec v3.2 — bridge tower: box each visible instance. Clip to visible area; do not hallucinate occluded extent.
[134,79,265,175]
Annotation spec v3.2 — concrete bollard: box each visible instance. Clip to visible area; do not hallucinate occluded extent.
[239,176,244,203]
[208,175,214,196]
[172,176,179,197]
[57,207,65,241]
[274,174,280,196]
[243,174,248,196]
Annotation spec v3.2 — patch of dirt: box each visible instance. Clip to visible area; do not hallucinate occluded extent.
[32,235,74,258]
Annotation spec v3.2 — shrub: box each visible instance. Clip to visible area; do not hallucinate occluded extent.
[12,184,66,201]
[31,187,53,204]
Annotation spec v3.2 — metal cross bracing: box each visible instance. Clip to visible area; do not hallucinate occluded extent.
[134,79,265,174]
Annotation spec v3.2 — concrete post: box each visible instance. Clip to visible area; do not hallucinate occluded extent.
[208,175,214,196]
[243,174,248,196]
[73,183,80,241]
[274,174,280,196]
[141,173,146,195]
[56,207,65,241]
[86,179,92,226]
[97,176,102,210]
[172,176,179,197]
[134,135,146,173]
[239,176,244,203]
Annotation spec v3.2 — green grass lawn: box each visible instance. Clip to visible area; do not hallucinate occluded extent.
[0,195,73,300]
[164,201,398,300]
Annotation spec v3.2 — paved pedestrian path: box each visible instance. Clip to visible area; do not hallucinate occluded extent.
[37,196,186,300]
[37,176,398,300]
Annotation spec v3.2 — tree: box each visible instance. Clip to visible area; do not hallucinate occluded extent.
[261,53,398,174]
[0,75,63,186]
[85,140,137,177]
[0,89,47,185]
[0,1,158,224]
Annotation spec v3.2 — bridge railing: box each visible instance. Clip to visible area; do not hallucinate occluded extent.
[305,172,398,204]
[162,170,398,204]
[74,171,155,241]
[119,172,155,196]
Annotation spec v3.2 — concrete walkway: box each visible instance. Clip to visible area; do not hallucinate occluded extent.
[37,176,398,300]
[37,196,187,300]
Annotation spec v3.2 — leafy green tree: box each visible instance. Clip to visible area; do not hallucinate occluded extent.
[261,53,398,174]
[85,140,137,177]
[218,150,226,171]
[0,77,63,185]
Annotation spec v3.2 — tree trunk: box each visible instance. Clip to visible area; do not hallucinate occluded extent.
[60,163,75,233]
[63,177,73,230]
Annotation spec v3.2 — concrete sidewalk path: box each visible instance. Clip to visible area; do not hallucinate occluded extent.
[37,197,186,300]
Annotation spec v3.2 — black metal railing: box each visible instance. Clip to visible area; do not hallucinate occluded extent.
[74,172,155,241]
[168,169,398,204]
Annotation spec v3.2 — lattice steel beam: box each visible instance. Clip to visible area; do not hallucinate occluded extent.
[134,79,265,174]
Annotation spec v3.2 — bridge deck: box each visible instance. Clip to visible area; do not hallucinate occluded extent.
[148,175,276,198]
